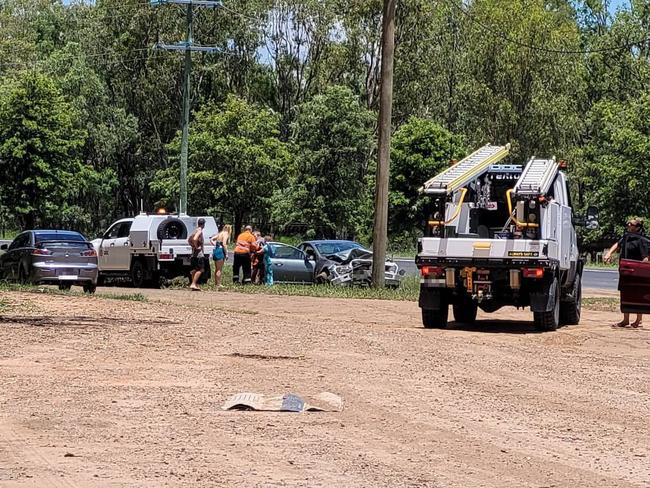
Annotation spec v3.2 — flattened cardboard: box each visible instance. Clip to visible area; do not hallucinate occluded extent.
[222,392,343,412]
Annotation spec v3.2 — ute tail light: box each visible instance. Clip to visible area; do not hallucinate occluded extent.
[81,249,97,257]
[421,266,445,278]
[522,267,544,279]
[159,253,174,260]
[32,248,52,256]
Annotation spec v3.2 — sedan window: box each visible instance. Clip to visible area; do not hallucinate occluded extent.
[272,244,303,260]
[9,233,30,250]
[35,231,85,244]
[314,241,363,255]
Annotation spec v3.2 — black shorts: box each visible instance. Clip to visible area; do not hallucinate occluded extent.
[191,256,205,271]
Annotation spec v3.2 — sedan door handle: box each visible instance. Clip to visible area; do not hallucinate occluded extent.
[123,242,129,246]
[274,263,284,267]
[110,242,115,247]
[620,266,635,274]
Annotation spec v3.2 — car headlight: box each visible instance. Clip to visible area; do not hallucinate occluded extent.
[334,265,353,274]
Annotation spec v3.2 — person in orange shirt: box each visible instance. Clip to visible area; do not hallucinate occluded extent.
[233,225,257,284]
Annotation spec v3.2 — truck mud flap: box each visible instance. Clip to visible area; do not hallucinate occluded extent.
[419,288,445,310]
[530,278,558,313]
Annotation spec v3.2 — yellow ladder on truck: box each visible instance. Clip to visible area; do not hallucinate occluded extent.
[514,157,560,196]
[421,143,511,195]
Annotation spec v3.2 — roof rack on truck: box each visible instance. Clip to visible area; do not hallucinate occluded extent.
[421,143,511,195]
[513,157,561,196]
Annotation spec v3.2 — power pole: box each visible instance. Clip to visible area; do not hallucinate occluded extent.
[151,0,221,215]
[371,0,396,288]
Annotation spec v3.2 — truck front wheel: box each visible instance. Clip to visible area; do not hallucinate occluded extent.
[422,307,449,329]
[533,277,560,331]
[560,273,582,325]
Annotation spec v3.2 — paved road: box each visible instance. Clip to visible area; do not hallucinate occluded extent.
[395,258,618,290]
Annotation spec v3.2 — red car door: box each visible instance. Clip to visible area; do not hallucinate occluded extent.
[619,234,650,313]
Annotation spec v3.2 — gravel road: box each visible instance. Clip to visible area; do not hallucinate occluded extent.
[0,290,648,487]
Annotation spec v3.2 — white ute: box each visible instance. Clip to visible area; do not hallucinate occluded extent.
[416,144,598,331]
[92,213,217,287]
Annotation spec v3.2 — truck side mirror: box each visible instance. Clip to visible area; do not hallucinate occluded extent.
[585,206,599,230]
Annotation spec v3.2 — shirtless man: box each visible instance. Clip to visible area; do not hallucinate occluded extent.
[188,218,206,291]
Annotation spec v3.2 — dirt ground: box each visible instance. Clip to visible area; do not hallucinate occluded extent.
[0,288,648,488]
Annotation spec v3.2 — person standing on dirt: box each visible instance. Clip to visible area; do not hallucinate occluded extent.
[188,218,206,291]
[233,225,256,284]
[262,235,274,286]
[604,217,649,328]
[210,224,231,289]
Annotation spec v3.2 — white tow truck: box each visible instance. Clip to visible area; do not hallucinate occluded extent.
[416,144,597,331]
[91,213,217,287]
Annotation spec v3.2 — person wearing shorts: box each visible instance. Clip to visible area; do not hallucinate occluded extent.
[188,218,206,291]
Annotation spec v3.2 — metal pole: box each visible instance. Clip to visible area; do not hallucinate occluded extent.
[179,2,193,215]
[371,0,396,288]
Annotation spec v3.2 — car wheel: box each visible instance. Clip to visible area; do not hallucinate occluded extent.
[560,273,582,326]
[83,284,96,294]
[18,265,29,285]
[58,283,72,291]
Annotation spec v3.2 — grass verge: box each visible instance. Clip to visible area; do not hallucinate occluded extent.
[0,282,147,302]
[176,263,420,301]
[582,297,619,312]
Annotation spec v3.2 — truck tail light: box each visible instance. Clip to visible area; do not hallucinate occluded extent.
[421,266,444,278]
[32,248,52,256]
[81,249,97,257]
[159,253,174,260]
[522,267,544,279]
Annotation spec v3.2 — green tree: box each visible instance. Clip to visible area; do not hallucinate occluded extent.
[389,117,465,237]
[273,85,375,239]
[573,94,650,242]
[0,71,88,229]
[152,95,291,232]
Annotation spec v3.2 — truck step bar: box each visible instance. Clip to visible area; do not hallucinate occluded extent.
[421,143,511,195]
[514,157,560,196]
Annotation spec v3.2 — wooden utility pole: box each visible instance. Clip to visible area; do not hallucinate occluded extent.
[371,0,396,288]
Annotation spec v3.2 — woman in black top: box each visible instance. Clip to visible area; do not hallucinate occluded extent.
[604,218,649,328]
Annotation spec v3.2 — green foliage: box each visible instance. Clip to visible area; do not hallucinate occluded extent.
[153,95,291,231]
[273,85,375,239]
[389,117,465,236]
[0,70,91,229]
[574,94,650,240]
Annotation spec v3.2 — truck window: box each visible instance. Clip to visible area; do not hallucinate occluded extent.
[117,222,132,238]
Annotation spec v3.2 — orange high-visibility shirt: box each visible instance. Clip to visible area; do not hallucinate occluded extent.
[234,231,256,254]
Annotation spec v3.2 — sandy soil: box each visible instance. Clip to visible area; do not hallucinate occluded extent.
[0,289,648,488]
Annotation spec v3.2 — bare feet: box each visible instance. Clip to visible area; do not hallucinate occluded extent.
[612,320,629,328]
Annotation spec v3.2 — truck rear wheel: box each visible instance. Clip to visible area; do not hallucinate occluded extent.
[453,299,478,324]
[560,273,582,325]
[422,307,449,329]
[131,260,146,288]
[534,277,560,331]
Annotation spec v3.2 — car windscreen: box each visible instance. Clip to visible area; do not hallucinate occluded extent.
[314,242,364,255]
[34,232,86,245]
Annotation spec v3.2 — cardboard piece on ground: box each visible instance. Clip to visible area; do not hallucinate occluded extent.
[222,392,343,412]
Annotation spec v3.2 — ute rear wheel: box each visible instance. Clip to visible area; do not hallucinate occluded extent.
[58,283,72,291]
[422,306,449,329]
[131,260,146,288]
[453,299,478,324]
[534,277,561,331]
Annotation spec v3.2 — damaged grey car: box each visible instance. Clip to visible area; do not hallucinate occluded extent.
[296,240,404,287]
